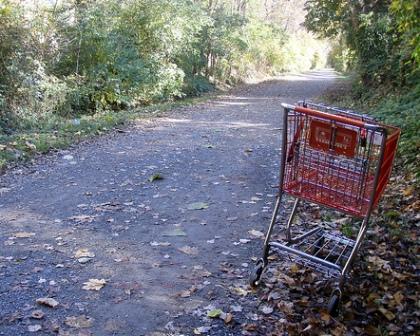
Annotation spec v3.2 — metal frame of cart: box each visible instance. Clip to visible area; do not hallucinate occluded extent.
[250,101,400,314]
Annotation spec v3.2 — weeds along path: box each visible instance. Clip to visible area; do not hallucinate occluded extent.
[0,70,339,335]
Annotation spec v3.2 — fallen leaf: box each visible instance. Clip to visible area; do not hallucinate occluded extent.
[25,141,37,151]
[162,228,187,237]
[65,315,94,329]
[194,326,211,334]
[403,186,414,197]
[148,173,163,182]
[178,286,197,298]
[0,187,11,194]
[367,256,392,272]
[31,310,45,319]
[290,263,300,273]
[28,325,42,332]
[36,297,59,308]
[243,323,257,331]
[207,309,223,318]
[14,232,36,238]
[193,266,212,277]
[69,215,95,223]
[77,257,92,264]
[280,274,296,286]
[230,286,248,297]
[82,279,106,291]
[302,325,313,332]
[74,248,95,259]
[223,313,233,324]
[277,301,293,315]
[248,229,264,238]
[393,291,404,306]
[187,202,209,210]
[178,246,198,255]
[320,310,331,323]
[150,241,171,247]
[268,290,282,301]
[378,307,395,321]
[259,305,273,315]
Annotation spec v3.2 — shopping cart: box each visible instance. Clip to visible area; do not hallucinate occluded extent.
[250,101,400,314]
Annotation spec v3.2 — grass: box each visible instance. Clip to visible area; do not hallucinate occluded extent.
[0,96,210,172]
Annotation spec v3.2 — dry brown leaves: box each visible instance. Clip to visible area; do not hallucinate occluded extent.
[259,168,419,335]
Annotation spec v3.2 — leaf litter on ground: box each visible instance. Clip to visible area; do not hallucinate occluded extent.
[246,168,419,335]
[82,279,107,291]
[36,298,59,308]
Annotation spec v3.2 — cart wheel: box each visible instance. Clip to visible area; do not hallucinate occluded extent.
[249,260,264,288]
[327,292,341,316]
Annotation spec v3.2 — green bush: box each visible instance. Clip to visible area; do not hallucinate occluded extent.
[182,76,214,97]
[0,0,330,135]
[368,85,420,173]
[327,40,355,72]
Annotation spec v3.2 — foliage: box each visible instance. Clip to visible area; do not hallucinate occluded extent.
[304,0,419,87]
[323,81,420,177]
[365,85,420,174]
[306,0,419,177]
[0,0,328,136]
[0,0,329,170]
[327,38,354,72]
[390,0,420,64]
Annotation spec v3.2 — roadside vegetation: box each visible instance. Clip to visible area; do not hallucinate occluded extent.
[0,0,328,171]
[305,0,419,177]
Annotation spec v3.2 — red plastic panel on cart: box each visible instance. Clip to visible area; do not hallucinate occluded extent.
[309,120,358,158]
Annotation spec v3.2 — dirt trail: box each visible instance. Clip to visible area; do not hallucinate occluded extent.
[0,70,340,335]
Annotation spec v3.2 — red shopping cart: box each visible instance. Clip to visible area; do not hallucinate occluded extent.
[250,101,400,314]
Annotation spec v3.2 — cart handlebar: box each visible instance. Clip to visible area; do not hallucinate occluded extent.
[281,103,383,132]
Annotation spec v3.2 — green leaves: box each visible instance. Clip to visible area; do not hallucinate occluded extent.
[207,309,223,318]
[0,0,332,127]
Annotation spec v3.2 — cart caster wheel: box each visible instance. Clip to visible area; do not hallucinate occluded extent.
[249,261,264,288]
[327,293,341,317]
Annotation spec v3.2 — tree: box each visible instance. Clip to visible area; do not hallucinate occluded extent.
[304,0,418,87]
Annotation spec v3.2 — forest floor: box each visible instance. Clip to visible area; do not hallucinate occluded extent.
[0,70,417,336]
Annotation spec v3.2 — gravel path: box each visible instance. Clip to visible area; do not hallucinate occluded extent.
[0,70,340,335]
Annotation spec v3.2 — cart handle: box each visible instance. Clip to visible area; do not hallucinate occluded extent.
[282,103,381,131]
